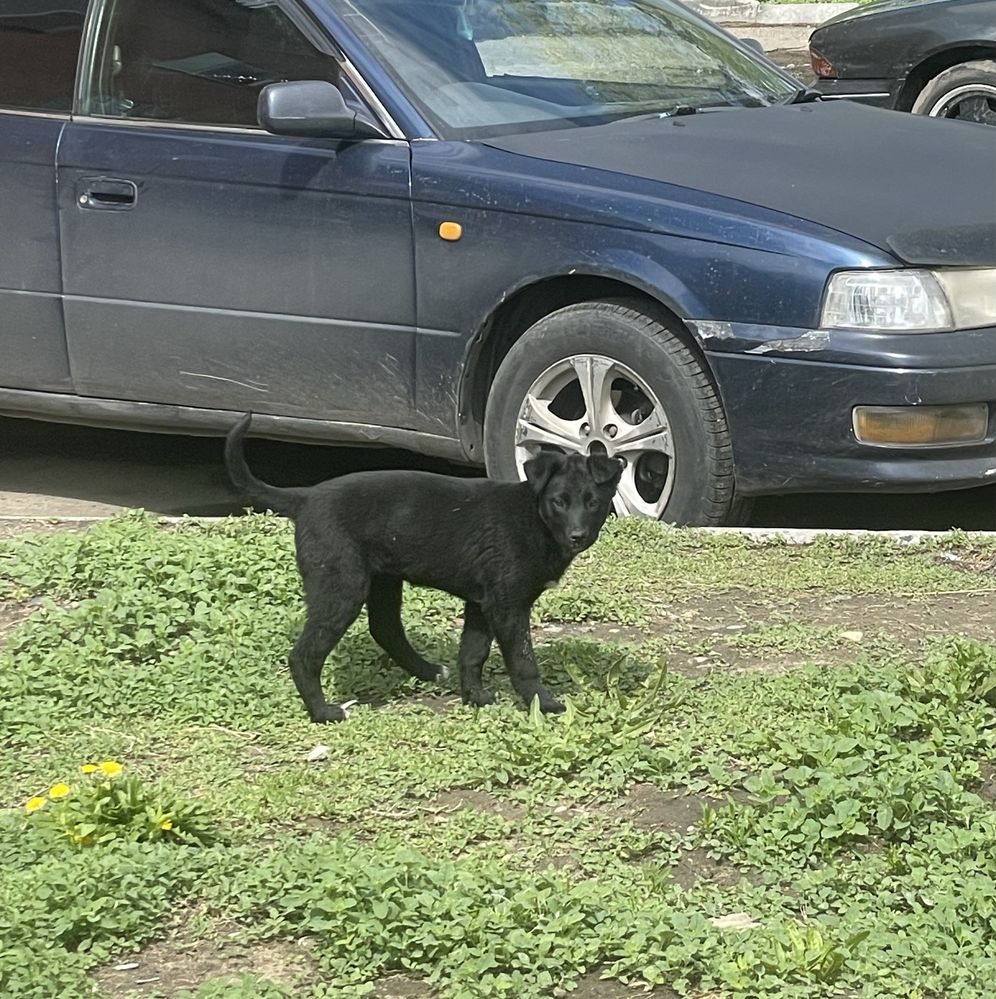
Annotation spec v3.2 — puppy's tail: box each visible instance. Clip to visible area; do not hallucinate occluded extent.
[224,412,305,519]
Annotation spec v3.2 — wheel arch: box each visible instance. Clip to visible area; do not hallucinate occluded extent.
[896,44,996,111]
[455,273,716,460]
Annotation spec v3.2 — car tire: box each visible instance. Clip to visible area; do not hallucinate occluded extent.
[483,300,749,526]
[911,60,996,125]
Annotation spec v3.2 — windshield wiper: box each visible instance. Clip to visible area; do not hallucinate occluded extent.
[609,103,735,124]
[777,87,822,105]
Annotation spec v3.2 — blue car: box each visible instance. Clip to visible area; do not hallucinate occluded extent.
[2,0,995,525]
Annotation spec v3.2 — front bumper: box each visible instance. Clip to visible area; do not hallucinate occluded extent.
[695,322,996,496]
[811,77,900,109]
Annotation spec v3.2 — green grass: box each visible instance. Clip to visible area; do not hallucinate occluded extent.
[1,513,995,998]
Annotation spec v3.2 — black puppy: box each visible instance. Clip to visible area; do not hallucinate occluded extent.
[224,413,623,722]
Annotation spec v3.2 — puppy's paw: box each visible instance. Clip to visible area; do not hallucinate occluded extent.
[538,696,566,715]
[462,687,496,708]
[311,703,347,724]
[407,660,446,683]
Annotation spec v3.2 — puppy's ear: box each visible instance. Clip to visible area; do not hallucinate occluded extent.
[524,451,566,495]
[587,454,625,487]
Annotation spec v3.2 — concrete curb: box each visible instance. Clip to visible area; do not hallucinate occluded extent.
[1,515,992,546]
[686,0,858,52]
[686,1,857,26]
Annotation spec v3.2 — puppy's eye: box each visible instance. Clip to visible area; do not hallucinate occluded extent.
[551,495,568,510]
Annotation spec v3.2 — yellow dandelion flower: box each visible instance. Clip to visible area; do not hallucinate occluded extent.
[80,763,98,774]
[98,761,123,778]
[25,796,46,813]
[48,783,71,800]
[160,819,173,831]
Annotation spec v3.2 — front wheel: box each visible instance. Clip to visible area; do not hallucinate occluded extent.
[911,60,996,126]
[483,301,747,526]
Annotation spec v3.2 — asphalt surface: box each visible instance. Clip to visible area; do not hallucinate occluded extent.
[767,48,813,77]
[2,415,996,531]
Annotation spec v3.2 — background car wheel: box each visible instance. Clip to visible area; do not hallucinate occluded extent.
[483,300,749,526]
[911,60,996,125]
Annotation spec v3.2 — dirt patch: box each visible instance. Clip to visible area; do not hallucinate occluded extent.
[0,599,35,641]
[1,520,90,643]
[92,923,316,997]
[535,621,647,646]
[694,591,996,648]
[937,549,996,575]
[537,589,996,676]
[405,692,460,715]
[372,976,436,998]
[0,518,92,540]
[301,815,345,835]
[608,786,757,889]
[669,846,752,890]
[427,788,527,822]
[372,971,680,998]
[0,595,79,645]
[570,972,679,998]
[977,761,996,804]
[617,784,746,833]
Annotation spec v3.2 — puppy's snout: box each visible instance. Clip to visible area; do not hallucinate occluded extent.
[569,530,587,547]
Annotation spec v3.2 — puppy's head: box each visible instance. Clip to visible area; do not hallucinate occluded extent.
[524,451,624,555]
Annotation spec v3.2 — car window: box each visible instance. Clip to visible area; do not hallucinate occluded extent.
[0,1,87,113]
[81,0,344,127]
[331,0,796,137]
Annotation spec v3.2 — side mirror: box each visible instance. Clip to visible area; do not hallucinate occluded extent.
[257,80,387,140]
[741,37,765,55]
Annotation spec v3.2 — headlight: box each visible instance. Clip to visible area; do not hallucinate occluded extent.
[821,270,952,331]
[821,268,996,332]
[933,270,996,330]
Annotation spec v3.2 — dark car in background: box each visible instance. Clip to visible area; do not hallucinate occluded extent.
[2,0,996,527]
[810,0,996,125]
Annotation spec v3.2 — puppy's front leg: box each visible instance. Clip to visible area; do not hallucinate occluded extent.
[459,601,496,707]
[487,606,565,714]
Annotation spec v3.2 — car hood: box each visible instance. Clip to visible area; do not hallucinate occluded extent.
[485,100,996,267]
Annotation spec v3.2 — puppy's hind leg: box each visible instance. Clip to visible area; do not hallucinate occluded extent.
[367,575,445,683]
[290,564,366,723]
[459,602,495,708]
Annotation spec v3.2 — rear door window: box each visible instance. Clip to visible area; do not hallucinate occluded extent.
[0,1,87,113]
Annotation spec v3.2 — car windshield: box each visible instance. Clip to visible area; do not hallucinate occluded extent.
[328,0,797,137]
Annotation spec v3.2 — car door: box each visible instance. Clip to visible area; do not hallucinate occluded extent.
[0,1,86,394]
[57,0,415,426]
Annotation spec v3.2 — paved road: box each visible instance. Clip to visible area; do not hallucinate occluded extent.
[2,416,995,530]
[767,48,813,77]
[0,416,470,519]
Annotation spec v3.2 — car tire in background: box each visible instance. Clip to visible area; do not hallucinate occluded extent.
[483,300,749,526]
[911,60,996,125]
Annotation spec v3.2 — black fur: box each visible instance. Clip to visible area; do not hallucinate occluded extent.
[225,413,623,722]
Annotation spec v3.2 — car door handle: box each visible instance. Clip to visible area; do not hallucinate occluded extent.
[77,178,138,211]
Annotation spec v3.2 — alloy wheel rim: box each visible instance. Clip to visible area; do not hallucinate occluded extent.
[928,83,996,125]
[513,353,675,519]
